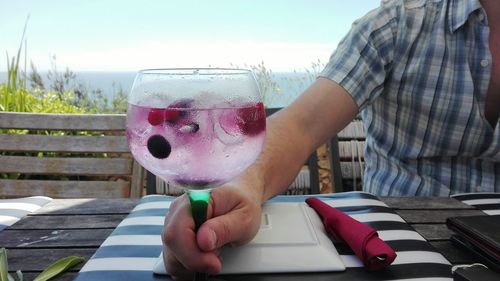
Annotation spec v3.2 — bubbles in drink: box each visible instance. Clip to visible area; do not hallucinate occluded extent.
[133,125,152,139]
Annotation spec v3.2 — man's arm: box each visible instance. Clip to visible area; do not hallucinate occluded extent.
[162,77,359,279]
[249,77,359,201]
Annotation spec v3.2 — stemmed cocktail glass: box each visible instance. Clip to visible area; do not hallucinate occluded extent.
[126,68,266,280]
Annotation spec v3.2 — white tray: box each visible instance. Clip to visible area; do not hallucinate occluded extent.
[154,202,345,274]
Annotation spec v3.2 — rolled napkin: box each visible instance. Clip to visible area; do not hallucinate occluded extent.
[305,197,396,271]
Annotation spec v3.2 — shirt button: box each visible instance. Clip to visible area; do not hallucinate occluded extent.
[481,59,489,67]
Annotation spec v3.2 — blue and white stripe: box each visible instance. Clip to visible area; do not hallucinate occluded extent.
[452,192,500,215]
[76,192,452,281]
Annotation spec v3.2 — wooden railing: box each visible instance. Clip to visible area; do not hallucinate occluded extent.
[329,119,366,192]
[0,112,145,198]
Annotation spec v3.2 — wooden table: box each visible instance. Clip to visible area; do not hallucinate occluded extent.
[0,197,484,280]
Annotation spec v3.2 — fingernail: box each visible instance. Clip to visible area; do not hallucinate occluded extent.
[208,229,217,251]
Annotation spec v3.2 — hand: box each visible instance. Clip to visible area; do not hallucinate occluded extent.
[161,182,263,280]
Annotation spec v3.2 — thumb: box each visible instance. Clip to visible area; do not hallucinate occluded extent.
[196,205,261,252]
[196,212,257,252]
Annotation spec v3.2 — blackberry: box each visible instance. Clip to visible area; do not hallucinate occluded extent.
[147,135,171,159]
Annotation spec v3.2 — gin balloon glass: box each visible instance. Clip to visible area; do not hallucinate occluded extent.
[126,68,266,280]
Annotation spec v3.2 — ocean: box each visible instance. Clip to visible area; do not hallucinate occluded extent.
[0,71,315,108]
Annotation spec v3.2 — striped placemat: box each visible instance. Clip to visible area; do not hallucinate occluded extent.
[75,192,452,281]
[451,193,500,215]
[0,196,52,231]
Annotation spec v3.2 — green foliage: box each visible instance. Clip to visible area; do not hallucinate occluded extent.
[0,83,31,113]
[1,248,83,281]
[273,59,326,106]
[1,25,29,112]
[1,57,128,114]
[46,55,77,96]
[242,60,327,108]
[0,248,8,281]
[1,16,29,112]
[71,83,128,114]
[33,256,84,281]
[248,61,281,105]
[0,18,127,114]
[1,20,323,114]
[305,59,326,82]
[109,85,128,113]
[28,89,85,114]
[0,64,85,114]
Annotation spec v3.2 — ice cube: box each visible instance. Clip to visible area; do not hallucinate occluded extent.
[214,119,244,145]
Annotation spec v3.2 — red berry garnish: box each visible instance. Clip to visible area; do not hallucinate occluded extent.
[148,109,165,126]
[165,99,194,123]
[164,109,180,122]
[237,102,266,135]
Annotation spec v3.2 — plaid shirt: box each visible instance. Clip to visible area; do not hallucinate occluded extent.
[321,0,500,196]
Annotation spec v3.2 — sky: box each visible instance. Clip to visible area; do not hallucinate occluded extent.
[1,0,381,72]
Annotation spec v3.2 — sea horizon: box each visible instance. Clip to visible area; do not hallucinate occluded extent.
[0,70,315,108]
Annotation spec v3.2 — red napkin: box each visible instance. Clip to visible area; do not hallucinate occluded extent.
[305,197,397,271]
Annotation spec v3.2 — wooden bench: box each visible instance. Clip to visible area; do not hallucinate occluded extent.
[329,119,366,192]
[0,112,145,198]
[152,155,319,196]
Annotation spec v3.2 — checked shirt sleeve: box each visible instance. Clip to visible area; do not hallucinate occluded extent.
[320,3,398,111]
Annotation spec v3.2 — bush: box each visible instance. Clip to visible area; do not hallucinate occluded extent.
[0,22,127,114]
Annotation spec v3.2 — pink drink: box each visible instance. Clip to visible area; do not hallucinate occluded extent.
[126,101,266,190]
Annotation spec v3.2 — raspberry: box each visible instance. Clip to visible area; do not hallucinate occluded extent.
[164,109,180,122]
[148,109,165,126]
[237,102,266,135]
[165,99,194,123]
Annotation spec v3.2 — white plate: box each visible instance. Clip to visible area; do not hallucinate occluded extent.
[154,202,345,274]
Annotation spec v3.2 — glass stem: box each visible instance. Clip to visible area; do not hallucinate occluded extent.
[187,189,211,281]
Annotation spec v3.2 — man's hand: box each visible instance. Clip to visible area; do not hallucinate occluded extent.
[161,183,262,280]
[161,78,358,280]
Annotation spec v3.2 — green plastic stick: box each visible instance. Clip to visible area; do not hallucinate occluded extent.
[187,190,211,281]
[188,189,211,232]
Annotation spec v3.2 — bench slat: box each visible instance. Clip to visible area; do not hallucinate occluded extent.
[0,112,145,198]
[338,140,366,160]
[0,179,130,198]
[130,161,145,197]
[0,112,126,130]
[0,156,132,175]
[0,134,129,153]
[337,119,365,140]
